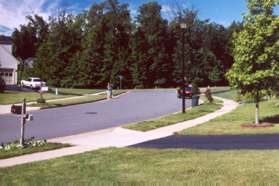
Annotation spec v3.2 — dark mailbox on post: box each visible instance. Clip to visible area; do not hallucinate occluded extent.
[11,105,22,114]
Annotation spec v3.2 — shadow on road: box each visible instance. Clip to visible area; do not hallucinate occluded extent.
[261,115,279,124]
[131,134,279,150]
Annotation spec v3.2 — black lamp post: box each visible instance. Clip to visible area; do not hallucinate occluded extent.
[180,22,187,113]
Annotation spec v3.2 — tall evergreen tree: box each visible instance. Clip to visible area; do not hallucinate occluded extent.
[34,13,83,86]
[100,0,132,87]
[132,2,170,88]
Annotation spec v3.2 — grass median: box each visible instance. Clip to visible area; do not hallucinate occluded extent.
[124,98,223,132]
[0,91,71,105]
[30,90,127,109]
[0,88,105,105]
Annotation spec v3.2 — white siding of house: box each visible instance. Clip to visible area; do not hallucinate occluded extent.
[0,44,18,85]
[1,44,12,53]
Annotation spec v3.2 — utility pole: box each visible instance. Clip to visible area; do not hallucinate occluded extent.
[20,99,26,146]
[180,22,187,113]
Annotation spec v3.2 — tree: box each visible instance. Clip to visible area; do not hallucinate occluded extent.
[101,0,132,87]
[171,10,205,85]
[131,2,171,88]
[12,15,48,80]
[34,12,83,86]
[130,27,150,88]
[65,6,107,88]
[203,23,233,85]
[227,0,279,125]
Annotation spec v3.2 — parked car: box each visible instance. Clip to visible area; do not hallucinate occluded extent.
[21,77,46,89]
[177,85,193,98]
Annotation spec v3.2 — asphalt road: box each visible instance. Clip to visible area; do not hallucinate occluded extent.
[0,90,191,143]
[132,134,279,150]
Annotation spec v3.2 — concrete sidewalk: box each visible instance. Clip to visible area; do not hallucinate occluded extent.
[0,97,238,168]
[0,105,40,115]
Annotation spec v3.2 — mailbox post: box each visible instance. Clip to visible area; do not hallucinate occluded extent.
[11,99,34,146]
[20,99,26,146]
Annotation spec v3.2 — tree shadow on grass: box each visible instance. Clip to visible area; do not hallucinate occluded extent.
[261,115,279,124]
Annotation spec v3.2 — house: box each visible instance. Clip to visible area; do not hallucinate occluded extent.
[0,39,18,85]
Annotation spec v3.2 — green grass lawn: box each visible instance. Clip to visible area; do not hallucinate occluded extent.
[124,99,222,131]
[0,88,106,105]
[210,86,238,101]
[30,90,127,109]
[180,99,279,135]
[2,148,279,184]
[0,91,71,105]
[0,143,70,160]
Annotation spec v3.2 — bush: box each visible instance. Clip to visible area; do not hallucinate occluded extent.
[192,83,200,96]
[205,87,213,103]
[191,78,201,96]
[0,76,6,92]
[37,98,46,104]
[0,138,47,151]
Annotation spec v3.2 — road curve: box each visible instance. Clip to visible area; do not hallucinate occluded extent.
[0,90,191,143]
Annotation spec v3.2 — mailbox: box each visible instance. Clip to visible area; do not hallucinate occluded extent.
[26,114,34,121]
[40,86,49,92]
[11,105,22,114]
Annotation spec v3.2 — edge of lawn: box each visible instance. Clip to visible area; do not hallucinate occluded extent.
[29,90,128,109]
[123,96,223,132]
[0,143,71,160]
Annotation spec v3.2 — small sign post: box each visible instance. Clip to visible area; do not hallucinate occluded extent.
[118,75,124,89]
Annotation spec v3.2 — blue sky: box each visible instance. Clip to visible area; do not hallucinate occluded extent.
[0,0,269,35]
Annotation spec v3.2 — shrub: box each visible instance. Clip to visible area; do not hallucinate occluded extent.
[205,87,213,103]
[37,98,46,104]
[191,83,200,96]
[191,78,201,96]
[0,76,6,92]
[0,138,47,151]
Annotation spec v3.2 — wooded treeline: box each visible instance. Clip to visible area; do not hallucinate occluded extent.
[12,0,242,88]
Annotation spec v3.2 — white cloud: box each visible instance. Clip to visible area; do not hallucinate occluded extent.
[161,4,172,13]
[0,25,12,36]
[128,4,138,21]
[0,0,61,35]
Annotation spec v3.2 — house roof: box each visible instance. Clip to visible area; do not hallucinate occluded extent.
[0,35,12,45]
[0,44,19,69]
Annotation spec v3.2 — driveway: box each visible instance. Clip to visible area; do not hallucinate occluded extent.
[132,134,279,150]
[0,89,191,143]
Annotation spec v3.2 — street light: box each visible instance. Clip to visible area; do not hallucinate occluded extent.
[180,22,187,113]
